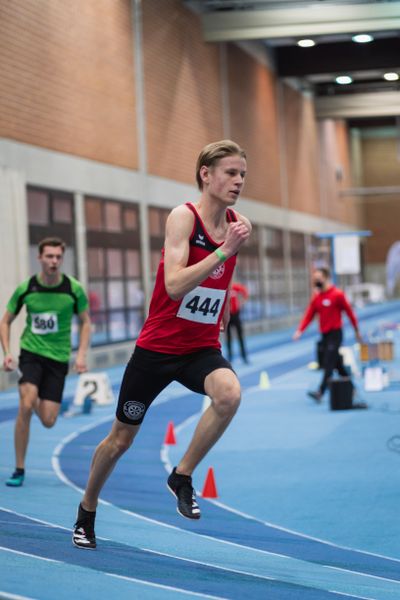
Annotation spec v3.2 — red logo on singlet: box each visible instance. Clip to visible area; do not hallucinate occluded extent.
[210,264,225,280]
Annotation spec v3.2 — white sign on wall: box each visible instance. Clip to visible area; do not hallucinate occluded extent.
[333,235,360,275]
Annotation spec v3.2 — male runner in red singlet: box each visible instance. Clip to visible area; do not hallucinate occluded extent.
[73,140,251,549]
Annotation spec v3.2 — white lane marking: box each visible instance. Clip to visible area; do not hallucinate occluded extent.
[327,593,374,600]
[118,506,400,592]
[162,409,400,567]
[0,545,226,600]
[0,506,274,583]
[207,497,400,565]
[144,546,380,600]
[142,546,276,582]
[0,589,36,600]
[161,416,400,590]
[106,573,228,599]
[52,414,115,497]
[49,379,400,592]
[51,390,183,489]
[0,506,71,531]
[0,545,61,564]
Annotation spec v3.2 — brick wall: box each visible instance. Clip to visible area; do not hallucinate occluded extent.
[143,0,224,187]
[0,0,368,232]
[227,44,282,205]
[362,138,400,187]
[282,83,320,215]
[0,0,138,168]
[318,119,361,227]
[362,137,400,263]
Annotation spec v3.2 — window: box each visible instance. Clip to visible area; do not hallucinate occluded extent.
[264,227,290,319]
[148,206,170,284]
[290,232,310,313]
[27,189,48,225]
[53,196,73,223]
[234,226,262,321]
[27,187,76,276]
[310,236,331,271]
[85,197,143,346]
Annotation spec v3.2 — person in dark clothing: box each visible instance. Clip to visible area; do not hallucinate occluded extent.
[226,281,249,363]
[293,267,362,402]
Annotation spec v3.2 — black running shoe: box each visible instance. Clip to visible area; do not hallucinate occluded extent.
[167,467,201,520]
[72,504,97,549]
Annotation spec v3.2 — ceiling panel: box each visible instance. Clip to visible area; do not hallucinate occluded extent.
[185,0,400,117]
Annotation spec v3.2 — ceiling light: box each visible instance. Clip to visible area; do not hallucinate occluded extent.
[335,75,353,85]
[352,34,373,43]
[297,39,315,48]
[383,72,399,81]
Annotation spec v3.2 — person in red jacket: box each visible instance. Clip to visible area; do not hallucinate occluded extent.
[226,281,249,363]
[293,267,362,402]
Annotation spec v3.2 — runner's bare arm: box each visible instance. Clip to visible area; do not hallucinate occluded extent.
[0,310,17,371]
[164,206,250,301]
[73,310,91,373]
[220,281,232,332]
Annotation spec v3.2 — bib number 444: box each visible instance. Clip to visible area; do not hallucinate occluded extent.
[177,287,226,324]
[185,296,220,318]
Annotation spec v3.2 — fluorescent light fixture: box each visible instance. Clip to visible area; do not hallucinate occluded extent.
[297,39,315,48]
[335,75,353,85]
[352,34,373,43]
[383,72,399,81]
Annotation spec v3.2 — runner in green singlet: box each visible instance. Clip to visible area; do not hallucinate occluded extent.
[0,237,91,487]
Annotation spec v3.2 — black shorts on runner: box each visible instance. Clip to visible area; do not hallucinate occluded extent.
[18,349,69,404]
[116,345,234,425]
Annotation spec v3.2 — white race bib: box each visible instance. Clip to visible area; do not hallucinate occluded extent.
[31,312,59,335]
[177,286,226,324]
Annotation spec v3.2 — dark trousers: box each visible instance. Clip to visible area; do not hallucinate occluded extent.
[319,328,348,394]
[226,312,247,362]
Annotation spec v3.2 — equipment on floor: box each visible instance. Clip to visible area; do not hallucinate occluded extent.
[329,378,353,410]
[364,365,385,392]
[329,377,367,410]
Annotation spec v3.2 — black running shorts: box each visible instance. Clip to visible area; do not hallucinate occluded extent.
[18,349,69,404]
[116,345,234,425]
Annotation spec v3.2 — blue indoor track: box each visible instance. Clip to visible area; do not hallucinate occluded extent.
[1,301,400,599]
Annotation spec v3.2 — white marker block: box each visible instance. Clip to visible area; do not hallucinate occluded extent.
[363,366,384,392]
[73,372,115,406]
[339,346,360,377]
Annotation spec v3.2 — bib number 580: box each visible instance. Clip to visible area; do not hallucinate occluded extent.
[31,312,59,335]
[34,316,55,330]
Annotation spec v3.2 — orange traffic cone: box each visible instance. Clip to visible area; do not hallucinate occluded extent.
[201,467,218,498]
[164,421,176,445]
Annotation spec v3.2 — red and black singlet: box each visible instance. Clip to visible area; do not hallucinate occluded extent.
[136,203,238,354]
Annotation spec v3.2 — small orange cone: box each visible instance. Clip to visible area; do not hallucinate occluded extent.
[164,421,176,445]
[201,467,218,498]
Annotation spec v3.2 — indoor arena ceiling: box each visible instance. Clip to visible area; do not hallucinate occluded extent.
[184,0,400,123]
